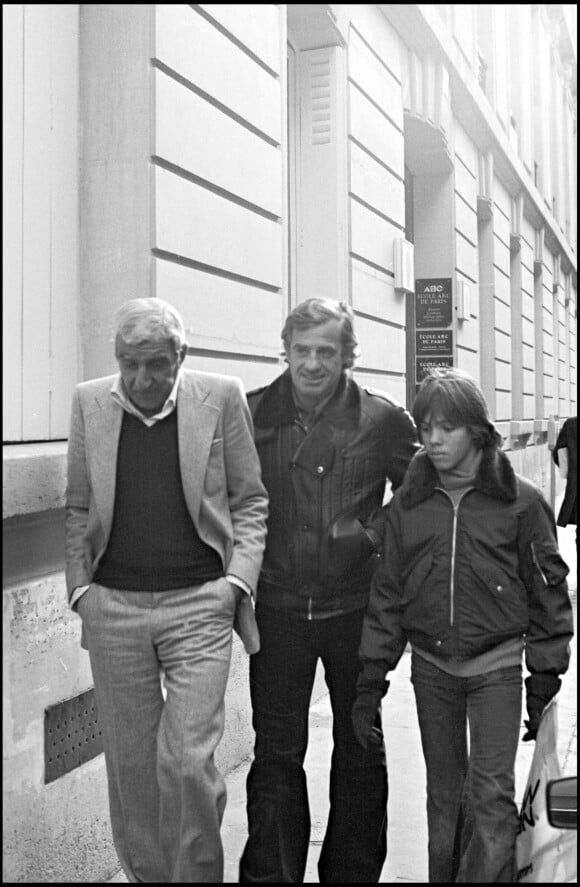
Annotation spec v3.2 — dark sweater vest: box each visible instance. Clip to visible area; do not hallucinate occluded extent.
[94,409,223,590]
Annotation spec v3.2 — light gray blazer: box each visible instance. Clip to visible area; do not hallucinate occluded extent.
[64,369,268,653]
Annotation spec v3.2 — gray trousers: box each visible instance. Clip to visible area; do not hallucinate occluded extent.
[78,580,235,883]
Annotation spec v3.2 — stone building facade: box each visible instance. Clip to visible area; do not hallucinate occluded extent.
[3,4,576,880]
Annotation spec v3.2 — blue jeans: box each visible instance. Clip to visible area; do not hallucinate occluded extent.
[240,606,388,883]
[411,653,522,883]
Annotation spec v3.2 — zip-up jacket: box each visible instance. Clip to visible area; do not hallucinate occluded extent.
[359,447,573,680]
[247,370,419,619]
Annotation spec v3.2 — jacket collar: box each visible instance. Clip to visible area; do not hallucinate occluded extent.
[253,369,361,430]
[400,445,519,508]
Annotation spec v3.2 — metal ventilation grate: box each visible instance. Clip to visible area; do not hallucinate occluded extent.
[44,688,104,783]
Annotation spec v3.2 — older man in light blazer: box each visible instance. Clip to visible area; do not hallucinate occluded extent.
[65,297,268,883]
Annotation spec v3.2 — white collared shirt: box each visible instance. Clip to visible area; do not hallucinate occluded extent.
[110,371,181,426]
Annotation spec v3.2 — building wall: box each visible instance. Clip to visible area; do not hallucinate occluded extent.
[4,5,288,881]
[2,7,114,881]
[454,123,479,379]
[347,6,408,404]
[2,4,79,443]
[382,1,576,497]
[79,4,287,391]
[3,3,577,881]
[520,215,537,420]
[152,4,286,386]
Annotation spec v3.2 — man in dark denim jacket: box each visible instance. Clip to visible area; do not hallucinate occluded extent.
[239,297,419,883]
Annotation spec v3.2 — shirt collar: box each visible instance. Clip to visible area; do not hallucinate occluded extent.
[110,369,182,427]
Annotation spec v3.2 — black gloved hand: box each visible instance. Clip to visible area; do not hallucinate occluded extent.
[351,684,389,749]
[522,673,561,741]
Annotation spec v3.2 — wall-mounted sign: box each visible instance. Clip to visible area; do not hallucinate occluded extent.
[415,278,452,328]
[416,356,454,383]
[416,330,453,356]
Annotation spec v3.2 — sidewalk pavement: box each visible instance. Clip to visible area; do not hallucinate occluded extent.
[108,513,577,884]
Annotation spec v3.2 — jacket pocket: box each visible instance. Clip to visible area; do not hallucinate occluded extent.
[469,554,526,626]
[470,554,513,598]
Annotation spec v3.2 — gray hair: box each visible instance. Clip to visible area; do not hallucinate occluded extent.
[114,298,187,351]
[281,298,359,368]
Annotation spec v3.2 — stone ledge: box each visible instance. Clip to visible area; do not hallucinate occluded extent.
[496,422,511,447]
[3,443,68,519]
[498,420,554,452]
[509,420,534,450]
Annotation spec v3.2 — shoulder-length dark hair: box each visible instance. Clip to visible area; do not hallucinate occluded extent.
[412,368,502,450]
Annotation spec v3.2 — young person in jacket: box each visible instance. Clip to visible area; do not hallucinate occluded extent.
[239,297,420,883]
[65,298,268,882]
[352,368,573,883]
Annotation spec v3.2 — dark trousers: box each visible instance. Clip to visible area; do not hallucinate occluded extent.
[239,605,388,883]
[411,653,522,883]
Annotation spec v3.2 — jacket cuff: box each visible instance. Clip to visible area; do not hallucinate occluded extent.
[70,585,91,610]
[226,574,253,598]
[357,660,390,694]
